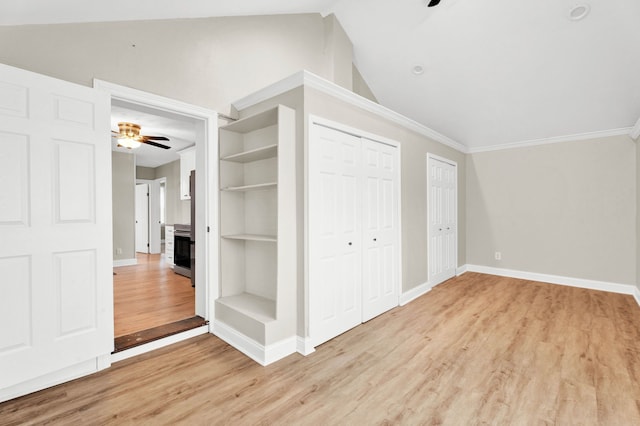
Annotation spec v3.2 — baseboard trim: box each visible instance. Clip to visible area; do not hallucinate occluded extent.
[1,357,103,404]
[212,321,296,366]
[113,258,137,267]
[400,282,431,306]
[464,264,639,299]
[111,325,208,363]
[296,336,316,356]
[456,265,468,276]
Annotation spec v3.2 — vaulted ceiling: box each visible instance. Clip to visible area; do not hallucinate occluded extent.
[3,0,639,151]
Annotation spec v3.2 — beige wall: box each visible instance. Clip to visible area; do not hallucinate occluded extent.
[467,135,636,285]
[352,64,378,103]
[135,166,155,180]
[323,14,353,91]
[112,151,135,261]
[0,14,348,117]
[637,139,640,290]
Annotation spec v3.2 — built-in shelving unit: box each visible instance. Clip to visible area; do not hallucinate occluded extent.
[215,105,296,352]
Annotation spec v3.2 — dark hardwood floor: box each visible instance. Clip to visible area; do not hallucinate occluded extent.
[3,273,640,424]
[113,253,195,337]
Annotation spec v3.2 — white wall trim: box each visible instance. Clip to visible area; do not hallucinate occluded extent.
[113,258,137,267]
[296,336,316,356]
[634,288,640,307]
[468,127,633,154]
[630,117,640,140]
[213,321,296,366]
[400,282,431,306]
[1,358,102,404]
[456,265,468,276]
[464,264,638,297]
[110,325,209,363]
[233,70,467,153]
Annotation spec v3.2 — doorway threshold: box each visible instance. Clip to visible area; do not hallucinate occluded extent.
[113,316,208,353]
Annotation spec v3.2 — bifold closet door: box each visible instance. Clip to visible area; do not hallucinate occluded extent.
[309,125,363,347]
[310,124,400,347]
[361,139,399,322]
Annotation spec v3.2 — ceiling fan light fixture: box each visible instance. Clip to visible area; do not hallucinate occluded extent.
[568,4,590,21]
[117,137,142,149]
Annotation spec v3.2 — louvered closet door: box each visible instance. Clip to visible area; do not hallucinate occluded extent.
[361,139,399,322]
[0,63,112,397]
[309,124,363,347]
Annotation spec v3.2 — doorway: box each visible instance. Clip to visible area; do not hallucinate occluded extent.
[427,153,458,287]
[95,79,219,355]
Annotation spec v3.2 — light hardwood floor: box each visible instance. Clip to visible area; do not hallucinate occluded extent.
[113,253,195,337]
[3,272,640,424]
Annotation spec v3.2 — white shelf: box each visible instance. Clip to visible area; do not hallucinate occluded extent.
[217,293,276,323]
[222,182,277,192]
[221,144,277,163]
[222,234,277,242]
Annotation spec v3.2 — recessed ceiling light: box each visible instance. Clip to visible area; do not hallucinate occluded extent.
[568,4,590,21]
[412,64,425,75]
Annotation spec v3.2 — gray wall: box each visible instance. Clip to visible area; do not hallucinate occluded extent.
[135,166,155,180]
[467,135,636,285]
[637,138,640,290]
[352,64,378,103]
[112,151,135,261]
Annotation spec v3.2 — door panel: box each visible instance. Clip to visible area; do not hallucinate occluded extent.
[361,139,399,321]
[309,125,362,346]
[428,156,457,286]
[135,184,149,253]
[0,63,112,394]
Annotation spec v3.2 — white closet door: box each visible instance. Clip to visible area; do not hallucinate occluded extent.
[0,63,112,396]
[361,139,400,322]
[427,156,457,286]
[309,125,362,346]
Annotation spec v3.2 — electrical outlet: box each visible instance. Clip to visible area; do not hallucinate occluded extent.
[495,251,501,260]
[116,248,122,255]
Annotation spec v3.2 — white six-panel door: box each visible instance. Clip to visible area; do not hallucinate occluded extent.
[309,123,400,347]
[427,155,457,287]
[309,125,363,346]
[361,139,400,322]
[0,63,112,398]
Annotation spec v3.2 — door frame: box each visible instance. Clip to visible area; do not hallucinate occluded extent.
[426,153,458,287]
[136,178,163,254]
[93,80,219,342]
[305,115,403,351]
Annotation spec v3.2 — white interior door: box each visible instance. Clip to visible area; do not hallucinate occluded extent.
[309,124,362,346]
[427,155,457,287]
[361,139,400,322]
[148,179,161,254]
[135,183,149,253]
[0,63,112,399]
[310,123,400,346]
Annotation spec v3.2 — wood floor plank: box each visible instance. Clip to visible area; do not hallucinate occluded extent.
[3,272,640,424]
[113,253,195,337]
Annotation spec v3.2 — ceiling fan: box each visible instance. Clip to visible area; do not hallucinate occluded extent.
[112,122,171,149]
[426,0,441,6]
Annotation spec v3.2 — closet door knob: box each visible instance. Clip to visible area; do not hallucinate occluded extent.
[348,242,352,246]
[373,238,377,242]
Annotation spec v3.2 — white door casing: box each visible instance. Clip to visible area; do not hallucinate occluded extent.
[309,120,401,347]
[0,63,113,396]
[427,154,457,287]
[135,183,149,253]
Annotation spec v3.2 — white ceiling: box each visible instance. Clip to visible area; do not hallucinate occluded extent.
[5,0,640,151]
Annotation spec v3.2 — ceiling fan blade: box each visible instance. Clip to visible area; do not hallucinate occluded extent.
[427,0,440,6]
[142,140,171,149]
[141,135,170,141]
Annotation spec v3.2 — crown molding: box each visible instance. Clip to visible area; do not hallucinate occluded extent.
[467,127,634,154]
[232,70,468,153]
